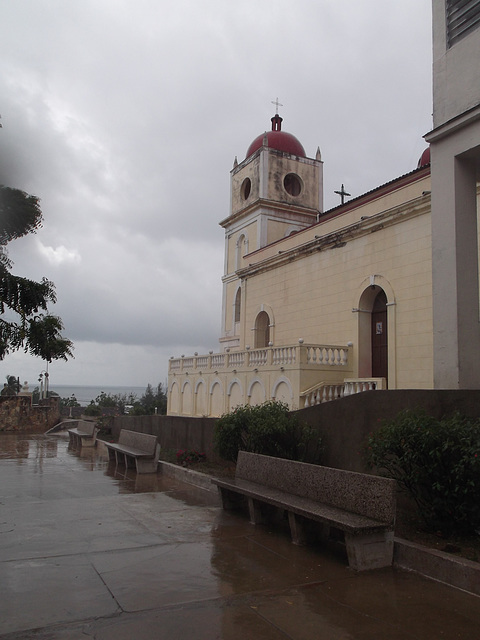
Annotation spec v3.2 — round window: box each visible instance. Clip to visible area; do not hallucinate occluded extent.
[284,173,302,196]
[241,177,251,200]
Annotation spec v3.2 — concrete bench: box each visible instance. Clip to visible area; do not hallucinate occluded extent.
[67,420,97,448]
[104,429,160,474]
[212,451,396,571]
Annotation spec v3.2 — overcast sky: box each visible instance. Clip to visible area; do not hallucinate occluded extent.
[0,0,433,389]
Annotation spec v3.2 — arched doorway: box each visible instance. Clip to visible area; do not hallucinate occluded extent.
[255,311,270,348]
[371,290,388,379]
[356,278,395,387]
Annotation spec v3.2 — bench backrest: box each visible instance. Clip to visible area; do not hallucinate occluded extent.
[236,451,396,525]
[118,429,158,455]
[78,420,96,436]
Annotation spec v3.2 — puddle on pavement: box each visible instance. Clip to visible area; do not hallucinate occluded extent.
[0,432,214,497]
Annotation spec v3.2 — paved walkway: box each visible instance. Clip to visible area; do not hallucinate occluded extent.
[0,433,479,639]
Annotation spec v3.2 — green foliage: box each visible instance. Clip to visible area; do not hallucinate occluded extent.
[83,391,135,415]
[130,383,167,415]
[366,410,480,534]
[95,391,120,408]
[214,401,322,464]
[26,314,73,362]
[0,375,20,395]
[0,185,43,245]
[83,384,167,416]
[0,185,73,361]
[176,449,206,465]
[32,386,40,404]
[60,395,80,408]
[83,402,101,416]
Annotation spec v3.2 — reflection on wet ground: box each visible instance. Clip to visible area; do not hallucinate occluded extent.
[0,432,479,639]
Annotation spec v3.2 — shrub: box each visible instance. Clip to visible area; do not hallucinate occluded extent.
[366,410,480,534]
[176,449,206,465]
[83,402,101,416]
[214,401,322,464]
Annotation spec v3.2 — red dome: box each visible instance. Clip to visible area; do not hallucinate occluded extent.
[417,146,430,168]
[246,113,306,159]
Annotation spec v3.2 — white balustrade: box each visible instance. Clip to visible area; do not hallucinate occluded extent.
[306,346,348,366]
[211,354,225,368]
[303,384,345,407]
[169,343,350,374]
[302,378,383,407]
[228,352,245,367]
[248,349,267,366]
[272,346,296,365]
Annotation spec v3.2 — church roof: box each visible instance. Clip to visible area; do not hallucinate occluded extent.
[417,146,430,168]
[246,113,306,159]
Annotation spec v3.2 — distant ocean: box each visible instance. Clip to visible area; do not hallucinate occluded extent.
[49,384,147,407]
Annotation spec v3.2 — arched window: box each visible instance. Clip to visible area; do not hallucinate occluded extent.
[255,311,270,348]
[234,287,241,323]
[236,234,248,270]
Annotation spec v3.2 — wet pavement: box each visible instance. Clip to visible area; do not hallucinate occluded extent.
[0,433,479,639]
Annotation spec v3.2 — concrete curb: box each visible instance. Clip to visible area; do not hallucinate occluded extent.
[159,461,480,596]
[394,538,480,596]
[159,460,221,498]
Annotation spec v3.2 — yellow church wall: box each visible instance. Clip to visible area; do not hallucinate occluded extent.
[267,153,321,209]
[241,204,433,390]
[267,219,293,245]
[223,283,236,335]
[247,172,431,265]
[226,219,258,274]
[231,154,260,216]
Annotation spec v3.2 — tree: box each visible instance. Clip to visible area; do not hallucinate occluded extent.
[132,383,167,415]
[1,374,19,396]
[83,391,138,416]
[0,185,73,361]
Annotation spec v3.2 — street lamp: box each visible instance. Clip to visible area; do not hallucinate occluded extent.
[38,370,49,400]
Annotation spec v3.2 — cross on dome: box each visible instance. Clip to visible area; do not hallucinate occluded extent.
[271,97,283,114]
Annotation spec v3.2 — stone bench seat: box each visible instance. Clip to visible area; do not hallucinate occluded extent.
[212,451,397,571]
[68,420,97,448]
[213,477,389,534]
[104,429,160,474]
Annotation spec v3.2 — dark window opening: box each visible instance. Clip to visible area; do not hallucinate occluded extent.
[283,173,302,196]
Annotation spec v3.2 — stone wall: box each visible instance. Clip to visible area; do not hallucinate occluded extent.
[111,389,480,472]
[297,389,480,473]
[111,414,218,459]
[0,396,61,432]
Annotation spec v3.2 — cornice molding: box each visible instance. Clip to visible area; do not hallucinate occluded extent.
[237,195,431,279]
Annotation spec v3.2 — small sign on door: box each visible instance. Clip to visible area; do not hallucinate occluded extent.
[376,322,383,335]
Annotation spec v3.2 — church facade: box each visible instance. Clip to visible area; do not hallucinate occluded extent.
[168,1,480,418]
[167,112,437,417]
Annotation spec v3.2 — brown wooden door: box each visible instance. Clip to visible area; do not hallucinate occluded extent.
[371,290,388,380]
[255,311,270,348]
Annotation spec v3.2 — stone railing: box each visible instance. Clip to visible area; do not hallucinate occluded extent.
[169,343,350,373]
[300,378,386,408]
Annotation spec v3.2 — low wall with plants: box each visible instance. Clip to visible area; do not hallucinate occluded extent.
[109,389,480,473]
[297,389,480,473]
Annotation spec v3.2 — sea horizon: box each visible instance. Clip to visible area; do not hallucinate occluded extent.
[48,384,148,406]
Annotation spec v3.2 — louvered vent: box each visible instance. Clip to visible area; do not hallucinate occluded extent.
[447,0,480,46]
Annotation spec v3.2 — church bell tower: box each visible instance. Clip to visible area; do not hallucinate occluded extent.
[219,111,323,350]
